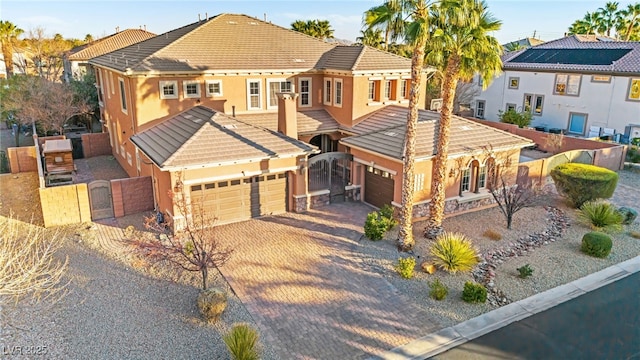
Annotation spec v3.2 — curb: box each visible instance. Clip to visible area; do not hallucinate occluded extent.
[371,255,640,360]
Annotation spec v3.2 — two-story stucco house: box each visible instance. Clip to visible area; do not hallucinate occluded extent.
[89,13,532,227]
[472,35,640,140]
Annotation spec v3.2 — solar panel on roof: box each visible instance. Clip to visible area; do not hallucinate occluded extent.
[510,48,631,65]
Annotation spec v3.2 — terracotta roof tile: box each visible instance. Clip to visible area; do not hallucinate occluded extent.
[341,106,533,159]
[68,29,156,61]
[89,14,415,74]
[131,106,315,169]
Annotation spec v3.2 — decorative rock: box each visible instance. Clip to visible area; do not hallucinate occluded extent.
[421,262,436,274]
[197,287,227,323]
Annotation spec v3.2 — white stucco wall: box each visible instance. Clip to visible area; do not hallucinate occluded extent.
[474,70,640,136]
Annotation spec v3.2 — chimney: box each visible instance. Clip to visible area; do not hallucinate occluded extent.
[277,92,298,138]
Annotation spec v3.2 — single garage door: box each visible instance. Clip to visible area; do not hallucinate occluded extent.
[190,173,288,225]
[364,167,394,209]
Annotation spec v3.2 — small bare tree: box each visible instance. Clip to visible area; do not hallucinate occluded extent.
[0,217,68,305]
[544,133,564,154]
[486,152,540,229]
[453,81,481,116]
[131,181,233,290]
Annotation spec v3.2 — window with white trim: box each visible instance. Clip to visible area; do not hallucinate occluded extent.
[478,165,487,188]
[298,78,311,107]
[461,168,471,192]
[109,72,114,94]
[368,81,376,101]
[183,80,201,98]
[475,100,486,118]
[118,77,127,113]
[324,78,332,105]
[414,173,425,192]
[104,70,110,99]
[136,149,141,173]
[506,103,516,111]
[267,79,292,108]
[96,69,104,105]
[246,79,262,110]
[554,74,581,96]
[384,80,392,99]
[400,79,409,99]
[205,80,222,97]
[508,77,519,89]
[567,112,588,135]
[334,79,343,107]
[159,81,178,99]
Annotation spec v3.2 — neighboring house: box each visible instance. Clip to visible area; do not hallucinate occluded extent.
[503,37,544,51]
[473,35,640,139]
[89,13,530,227]
[0,47,31,78]
[63,28,155,82]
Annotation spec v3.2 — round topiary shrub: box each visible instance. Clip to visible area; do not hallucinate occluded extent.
[550,163,618,208]
[581,231,613,258]
[197,287,227,323]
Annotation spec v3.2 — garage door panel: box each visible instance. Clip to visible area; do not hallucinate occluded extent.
[365,170,394,209]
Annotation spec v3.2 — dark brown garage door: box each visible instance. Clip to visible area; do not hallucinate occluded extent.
[364,167,394,209]
[190,173,287,225]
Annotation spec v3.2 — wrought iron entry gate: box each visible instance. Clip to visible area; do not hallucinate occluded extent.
[308,152,353,202]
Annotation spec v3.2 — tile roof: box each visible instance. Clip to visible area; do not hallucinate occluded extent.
[340,106,533,160]
[237,109,340,135]
[503,35,640,75]
[131,106,316,169]
[317,44,412,71]
[89,14,414,74]
[68,29,156,61]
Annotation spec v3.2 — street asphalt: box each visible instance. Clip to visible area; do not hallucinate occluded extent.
[431,271,640,360]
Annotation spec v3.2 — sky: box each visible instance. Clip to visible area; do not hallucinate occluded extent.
[1,0,637,45]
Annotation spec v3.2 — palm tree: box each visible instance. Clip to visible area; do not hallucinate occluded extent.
[0,21,24,78]
[291,20,334,40]
[424,0,503,238]
[364,1,407,51]
[595,1,621,37]
[356,28,385,49]
[619,2,640,40]
[568,12,600,35]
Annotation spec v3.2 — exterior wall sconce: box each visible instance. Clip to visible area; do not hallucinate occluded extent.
[448,168,458,178]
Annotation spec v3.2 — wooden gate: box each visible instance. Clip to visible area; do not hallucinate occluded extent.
[88,180,114,220]
[308,152,352,202]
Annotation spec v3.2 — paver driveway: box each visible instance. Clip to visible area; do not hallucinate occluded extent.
[216,202,441,360]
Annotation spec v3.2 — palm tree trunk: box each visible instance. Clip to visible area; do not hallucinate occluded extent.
[2,43,14,78]
[425,56,460,239]
[397,7,428,252]
[625,14,638,41]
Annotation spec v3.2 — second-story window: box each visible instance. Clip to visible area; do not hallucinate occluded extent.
[299,78,311,107]
[334,79,343,107]
[554,74,581,96]
[183,81,201,98]
[400,79,409,99]
[384,80,392,100]
[159,81,178,99]
[247,79,262,110]
[205,80,222,97]
[118,77,127,114]
[368,81,376,101]
[267,79,292,108]
[324,78,332,105]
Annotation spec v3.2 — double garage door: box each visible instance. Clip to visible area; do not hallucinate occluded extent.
[190,173,288,225]
[364,167,394,209]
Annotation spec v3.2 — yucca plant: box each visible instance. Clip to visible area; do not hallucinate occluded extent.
[223,323,260,360]
[577,199,624,233]
[429,232,479,274]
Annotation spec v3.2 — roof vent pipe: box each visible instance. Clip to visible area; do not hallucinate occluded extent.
[232,105,236,117]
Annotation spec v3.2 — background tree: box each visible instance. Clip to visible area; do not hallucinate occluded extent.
[567,2,640,40]
[356,28,385,49]
[424,0,503,238]
[595,1,621,36]
[363,1,406,51]
[83,34,94,43]
[568,12,600,35]
[619,3,640,40]
[452,80,480,115]
[290,19,334,40]
[20,27,72,81]
[69,71,99,131]
[0,20,24,78]
[131,181,233,290]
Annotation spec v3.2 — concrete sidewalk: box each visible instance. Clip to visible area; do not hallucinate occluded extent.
[374,255,640,360]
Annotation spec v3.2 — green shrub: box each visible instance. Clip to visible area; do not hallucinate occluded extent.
[379,204,398,231]
[498,109,532,128]
[618,207,638,225]
[428,279,448,300]
[631,137,640,147]
[581,231,613,258]
[0,151,9,174]
[395,257,416,279]
[516,264,534,278]
[429,232,479,274]
[577,200,624,232]
[461,281,487,303]
[223,323,260,360]
[626,147,640,163]
[364,212,387,241]
[550,163,619,208]
[482,229,502,241]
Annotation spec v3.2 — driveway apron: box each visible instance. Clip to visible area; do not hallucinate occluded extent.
[216,202,440,360]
